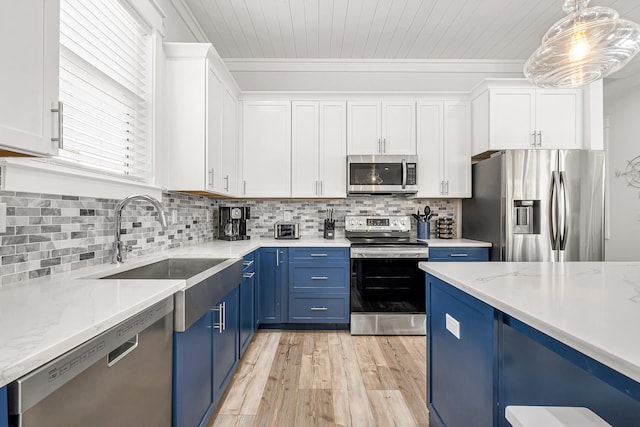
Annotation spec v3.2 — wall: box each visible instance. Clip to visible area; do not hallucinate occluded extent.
[217,197,459,239]
[0,191,215,286]
[603,78,640,261]
[0,191,458,285]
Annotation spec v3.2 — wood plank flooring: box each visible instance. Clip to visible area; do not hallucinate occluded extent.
[209,331,428,427]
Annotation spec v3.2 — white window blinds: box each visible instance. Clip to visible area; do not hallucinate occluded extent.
[57,0,152,181]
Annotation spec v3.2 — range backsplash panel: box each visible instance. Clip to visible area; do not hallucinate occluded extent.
[0,191,457,285]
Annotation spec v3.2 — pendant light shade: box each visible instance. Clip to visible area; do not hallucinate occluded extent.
[524,0,640,88]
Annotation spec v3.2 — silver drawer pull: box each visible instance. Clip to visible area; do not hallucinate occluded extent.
[311,276,328,280]
[243,272,255,278]
[449,253,469,257]
[310,307,328,311]
[242,260,254,267]
[310,253,328,257]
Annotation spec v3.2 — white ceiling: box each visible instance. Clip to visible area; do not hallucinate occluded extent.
[181,0,640,89]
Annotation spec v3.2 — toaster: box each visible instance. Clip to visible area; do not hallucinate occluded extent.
[274,222,300,239]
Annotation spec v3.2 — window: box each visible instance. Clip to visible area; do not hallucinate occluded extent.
[57,0,152,181]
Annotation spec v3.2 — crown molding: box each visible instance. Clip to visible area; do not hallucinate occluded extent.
[169,0,209,43]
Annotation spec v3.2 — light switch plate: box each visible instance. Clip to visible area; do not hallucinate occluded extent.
[171,209,178,224]
[445,313,461,339]
[0,203,6,233]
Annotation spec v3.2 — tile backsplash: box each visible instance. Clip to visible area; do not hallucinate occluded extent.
[0,190,458,286]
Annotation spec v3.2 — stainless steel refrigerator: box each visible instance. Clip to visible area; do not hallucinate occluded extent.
[462,150,605,262]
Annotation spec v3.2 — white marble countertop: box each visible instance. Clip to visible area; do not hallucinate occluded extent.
[420,262,640,383]
[0,236,491,389]
[419,238,492,247]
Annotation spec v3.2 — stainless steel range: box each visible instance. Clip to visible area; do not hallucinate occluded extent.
[346,215,427,335]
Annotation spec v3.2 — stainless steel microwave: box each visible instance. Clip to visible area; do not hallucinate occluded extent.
[347,155,418,194]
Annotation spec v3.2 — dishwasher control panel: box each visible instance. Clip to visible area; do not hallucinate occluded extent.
[8,297,174,414]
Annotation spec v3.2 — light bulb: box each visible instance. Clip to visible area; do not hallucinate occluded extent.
[569,30,590,61]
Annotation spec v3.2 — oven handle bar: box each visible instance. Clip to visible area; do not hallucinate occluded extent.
[350,251,429,259]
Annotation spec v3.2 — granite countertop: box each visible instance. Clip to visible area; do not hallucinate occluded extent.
[420,261,640,383]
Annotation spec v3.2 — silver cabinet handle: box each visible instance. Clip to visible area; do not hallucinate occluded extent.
[107,334,138,367]
[51,101,64,149]
[212,303,224,333]
[276,250,279,266]
[242,260,254,267]
[310,253,328,257]
[449,253,469,257]
[440,181,445,195]
[310,307,328,311]
[243,272,256,278]
[537,130,542,147]
[222,301,226,331]
[378,138,382,153]
[382,137,386,153]
[208,169,213,187]
[243,180,247,195]
[319,180,323,196]
[315,180,319,196]
[224,175,229,191]
[445,181,449,195]
[531,131,536,147]
[311,276,328,280]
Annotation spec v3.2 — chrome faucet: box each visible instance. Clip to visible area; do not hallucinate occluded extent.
[113,194,168,263]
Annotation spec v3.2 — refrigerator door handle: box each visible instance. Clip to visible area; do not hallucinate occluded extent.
[559,171,569,250]
[549,171,559,250]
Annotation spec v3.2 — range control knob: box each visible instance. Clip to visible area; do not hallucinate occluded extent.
[358,220,363,226]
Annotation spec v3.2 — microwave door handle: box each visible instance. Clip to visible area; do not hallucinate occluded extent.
[401,159,407,189]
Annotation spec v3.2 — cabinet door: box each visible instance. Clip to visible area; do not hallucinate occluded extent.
[242,102,291,197]
[258,248,282,323]
[292,102,320,197]
[428,275,496,427]
[416,102,444,197]
[239,266,255,356]
[443,101,471,197]
[222,88,238,195]
[213,287,239,409]
[536,90,582,149]
[173,311,213,427]
[489,89,536,149]
[347,101,382,154]
[381,101,416,154]
[207,66,224,192]
[319,102,347,197]
[0,0,59,156]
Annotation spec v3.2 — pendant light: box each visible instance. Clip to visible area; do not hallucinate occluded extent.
[524,0,640,88]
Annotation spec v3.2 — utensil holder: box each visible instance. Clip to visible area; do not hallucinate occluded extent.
[417,221,430,240]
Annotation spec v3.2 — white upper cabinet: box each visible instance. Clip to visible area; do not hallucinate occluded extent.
[417,101,471,198]
[347,100,416,155]
[0,0,60,157]
[222,88,238,195]
[165,43,238,196]
[242,101,291,198]
[472,81,583,156]
[292,101,346,198]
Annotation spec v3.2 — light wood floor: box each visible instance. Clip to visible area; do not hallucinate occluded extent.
[209,330,428,427]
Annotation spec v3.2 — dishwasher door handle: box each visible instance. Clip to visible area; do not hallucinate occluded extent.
[107,335,139,367]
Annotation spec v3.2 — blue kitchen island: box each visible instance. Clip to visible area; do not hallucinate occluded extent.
[421,262,640,427]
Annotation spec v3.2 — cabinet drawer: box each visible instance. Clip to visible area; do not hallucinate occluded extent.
[429,247,489,262]
[289,294,349,323]
[289,247,349,261]
[289,265,349,292]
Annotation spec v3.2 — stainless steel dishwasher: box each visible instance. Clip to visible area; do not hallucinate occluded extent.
[7,297,174,427]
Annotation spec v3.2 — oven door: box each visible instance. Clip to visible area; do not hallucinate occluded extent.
[350,246,427,335]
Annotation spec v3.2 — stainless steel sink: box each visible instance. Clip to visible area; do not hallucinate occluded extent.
[96,257,243,332]
[99,258,228,280]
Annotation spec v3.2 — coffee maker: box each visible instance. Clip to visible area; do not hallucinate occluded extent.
[218,206,250,240]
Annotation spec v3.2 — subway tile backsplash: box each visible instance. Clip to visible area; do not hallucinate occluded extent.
[0,190,458,286]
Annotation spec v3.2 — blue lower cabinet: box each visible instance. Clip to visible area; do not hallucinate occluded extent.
[427,274,497,427]
[240,252,256,357]
[1,387,7,427]
[428,247,489,262]
[258,248,287,324]
[173,311,214,427]
[212,286,239,409]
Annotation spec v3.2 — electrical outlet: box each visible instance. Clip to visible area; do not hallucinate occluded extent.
[283,210,293,221]
[171,209,178,224]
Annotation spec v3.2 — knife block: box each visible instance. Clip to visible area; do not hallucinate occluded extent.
[323,219,335,239]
